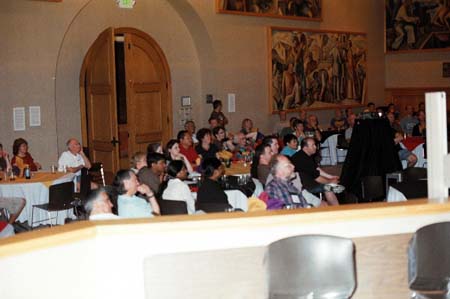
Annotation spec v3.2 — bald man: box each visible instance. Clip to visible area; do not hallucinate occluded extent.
[58,138,92,175]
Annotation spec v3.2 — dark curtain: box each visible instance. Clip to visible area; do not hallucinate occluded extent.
[340,118,402,195]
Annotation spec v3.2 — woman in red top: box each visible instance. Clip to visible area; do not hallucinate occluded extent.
[11,138,41,171]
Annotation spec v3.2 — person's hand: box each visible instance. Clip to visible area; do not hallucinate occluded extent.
[137,184,154,198]
[330,176,340,184]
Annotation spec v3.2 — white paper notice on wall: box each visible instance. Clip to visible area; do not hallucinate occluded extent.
[29,106,41,127]
[228,93,236,113]
[13,107,26,131]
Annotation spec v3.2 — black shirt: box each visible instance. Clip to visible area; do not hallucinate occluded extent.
[196,178,228,209]
[291,150,320,190]
[195,143,219,160]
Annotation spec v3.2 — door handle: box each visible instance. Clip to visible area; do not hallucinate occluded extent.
[111,137,120,146]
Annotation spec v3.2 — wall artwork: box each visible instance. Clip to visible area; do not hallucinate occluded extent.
[385,0,450,52]
[217,0,321,21]
[269,27,368,113]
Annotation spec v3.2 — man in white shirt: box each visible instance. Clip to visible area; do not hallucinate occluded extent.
[58,138,92,175]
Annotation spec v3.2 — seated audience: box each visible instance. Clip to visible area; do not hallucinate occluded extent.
[0,143,11,171]
[138,152,166,194]
[114,169,160,218]
[367,102,376,113]
[293,119,306,144]
[184,120,198,144]
[304,114,322,141]
[387,103,399,120]
[165,139,194,173]
[58,138,92,175]
[264,155,309,209]
[240,118,263,141]
[418,102,425,112]
[212,126,235,152]
[85,187,119,220]
[263,135,280,154]
[345,107,353,118]
[298,109,308,125]
[291,137,339,205]
[210,99,228,127]
[330,109,348,130]
[280,134,298,157]
[412,110,426,137]
[234,132,254,160]
[400,105,418,136]
[208,116,220,130]
[196,158,228,210]
[160,160,196,214]
[11,138,41,172]
[147,142,163,154]
[279,117,298,138]
[393,129,418,168]
[251,143,274,185]
[131,152,147,174]
[177,130,199,165]
[195,128,219,161]
[345,113,357,141]
[387,112,402,133]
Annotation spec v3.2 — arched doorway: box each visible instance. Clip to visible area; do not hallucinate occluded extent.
[80,27,172,182]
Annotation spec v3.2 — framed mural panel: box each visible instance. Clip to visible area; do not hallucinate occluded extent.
[385,0,450,53]
[268,27,367,113]
[217,0,322,22]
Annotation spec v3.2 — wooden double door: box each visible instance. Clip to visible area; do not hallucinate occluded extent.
[81,27,172,183]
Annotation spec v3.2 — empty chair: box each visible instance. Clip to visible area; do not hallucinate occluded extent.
[267,234,356,299]
[159,199,188,216]
[408,222,450,299]
[360,175,385,202]
[89,162,105,186]
[31,181,75,228]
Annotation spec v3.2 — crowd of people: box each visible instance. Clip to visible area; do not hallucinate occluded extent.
[0,99,428,237]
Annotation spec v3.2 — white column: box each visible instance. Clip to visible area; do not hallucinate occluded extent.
[426,92,448,202]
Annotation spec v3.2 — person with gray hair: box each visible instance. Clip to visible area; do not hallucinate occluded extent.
[264,155,309,210]
[58,138,92,175]
[85,187,119,220]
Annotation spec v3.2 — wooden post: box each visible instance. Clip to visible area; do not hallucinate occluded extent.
[426,92,448,202]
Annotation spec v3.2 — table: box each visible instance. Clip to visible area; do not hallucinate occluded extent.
[0,172,76,226]
[225,162,251,176]
[192,190,248,212]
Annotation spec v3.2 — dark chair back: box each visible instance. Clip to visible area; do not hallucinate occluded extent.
[361,175,385,202]
[48,181,75,211]
[267,235,357,299]
[79,167,91,201]
[89,162,105,186]
[196,202,233,213]
[402,167,427,182]
[159,199,188,215]
[409,222,450,298]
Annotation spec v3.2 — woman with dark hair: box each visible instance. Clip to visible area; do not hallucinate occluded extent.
[212,126,235,152]
[195,128,219,161]
[11,138,41,171]
[412,110,426,137]
[293,119,306,144]
[160,160,196,214]
[165,139,194,173]
[280,134,299,157]
[196,158,228,210]
[113,169,160,218]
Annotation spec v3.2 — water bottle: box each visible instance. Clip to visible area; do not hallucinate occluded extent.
[24,166,31,179]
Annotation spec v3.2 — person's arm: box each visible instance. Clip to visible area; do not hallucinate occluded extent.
[79,151,92,169]
[180,154,194,173]
[316,167,339,183]
[137,184,160,215]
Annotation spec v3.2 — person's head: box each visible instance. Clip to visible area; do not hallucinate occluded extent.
[418,102,425,111]
[347,114,357,128]
[405,104,414,115]
[293,119,304,132]
[147,152,166,175]
[283,134,298,150]
[289,117,298,128]
[166,139,181,159]
[166,160,187,180]
[387,103,395,113]
[212,126,226,142]
[197,128,212,145]
[251,143,272,178]
[367,102,376,112]
[13,138,28,156]
[177,130,193,148]
[269,155,295,180]
[263,135,279,154]
[299,109,307,121]
[208,117,219,129]
[308,114,318,126]
[131,152,147,170]
[345,107,353,117]
[334,108,342,118]
[84,187,114,216]
[147,142,162,154]
[387,112,395,125]
[184,121,196,135]
[213,100,222,111]
[113,169,139,196]
[301,137,317,156]
[66,138,82,154]
[241,118,253,131]
[201,157,224,180]
[417,110,425,122]
[236,132,247,147]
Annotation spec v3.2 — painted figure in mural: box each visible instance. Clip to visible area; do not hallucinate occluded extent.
[293,33,307,106]
[391,0,420,50]
[329,37,343,103]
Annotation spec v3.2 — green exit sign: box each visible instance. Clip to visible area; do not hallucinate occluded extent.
[117,0,135,9]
